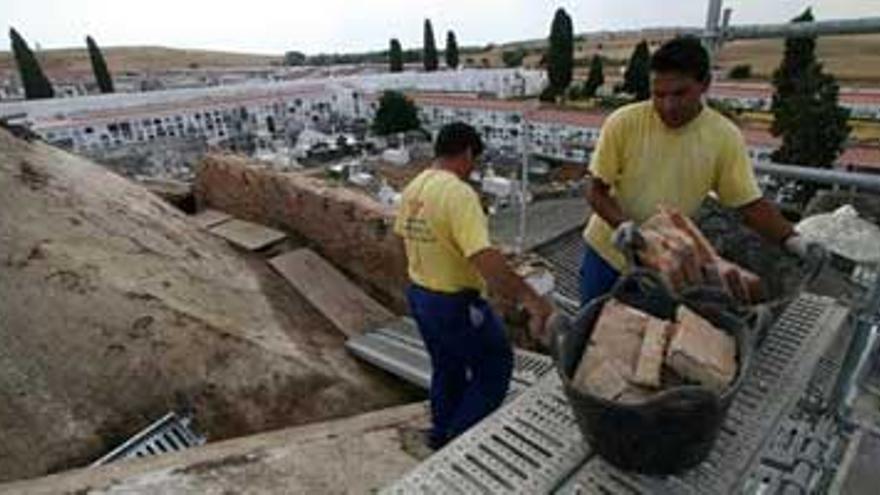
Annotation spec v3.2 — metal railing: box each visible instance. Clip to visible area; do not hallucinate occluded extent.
[754,162,880,193]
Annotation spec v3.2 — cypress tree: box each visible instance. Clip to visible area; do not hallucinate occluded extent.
[445,30,459,69]
[546,8,574,98]
[389,38,403,72]
[423,19,438,71]
[622,40,650,100]
[770,8,851,204]
[86,35,114,93]
[583,54,605,98]
[9,28,54,99]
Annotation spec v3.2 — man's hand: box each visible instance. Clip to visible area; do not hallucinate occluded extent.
[523,295,554,346]
[470,248,555,345]
[612,220,645,252]
[585,177,628,229]
[784,234,827,261]
[784,234,828,277]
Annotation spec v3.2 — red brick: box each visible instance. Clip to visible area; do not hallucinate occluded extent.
[639,208,762,303]
[664,207,719,264]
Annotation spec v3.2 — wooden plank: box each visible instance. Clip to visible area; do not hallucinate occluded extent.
[209,219,286,251]
[269,249,395,337]
[191,209,232,229]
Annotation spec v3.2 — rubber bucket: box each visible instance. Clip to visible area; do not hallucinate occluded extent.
[552,270,755,474]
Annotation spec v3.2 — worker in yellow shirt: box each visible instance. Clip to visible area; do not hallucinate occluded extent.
[581,36,823,305]
[395,122,554,450]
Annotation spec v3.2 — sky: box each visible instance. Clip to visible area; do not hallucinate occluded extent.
[3,0,879,55]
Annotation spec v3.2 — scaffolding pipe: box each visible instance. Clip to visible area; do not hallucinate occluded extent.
[721,8,732,32]
[516,123,530,255]
[706,0,723,32]
[755,162,880,192]
[723,17,880,41]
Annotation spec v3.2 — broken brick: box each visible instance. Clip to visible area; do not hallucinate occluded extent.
[664,207,719,264]
[638,207,762,304]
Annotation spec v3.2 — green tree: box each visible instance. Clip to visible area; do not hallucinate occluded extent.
[372,90,420,136]
[389,38,403,72]
[728,64,752,80]
[501,48,526,68]
[9,28,54,99]
[582,54,605,97]
[621,40,650,100]
[423,19,438,71]
[539,86,557,102]
[770,8,851,203]
[445,30,459,69]
[283,51,306,66]
[546,8,574,99]
[86,35,114,93]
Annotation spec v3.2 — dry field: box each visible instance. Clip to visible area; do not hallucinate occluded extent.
[1,31,878,85]
[0,45,280,77]
[465,33,880,86]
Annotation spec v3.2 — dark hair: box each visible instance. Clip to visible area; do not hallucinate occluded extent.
[434,122,484,159]
[650,36,710,84]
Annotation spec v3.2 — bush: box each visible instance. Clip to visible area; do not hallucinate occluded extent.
[539,86,558,102]
[707,98,743,126]
[594,94,632,110]
[372,91,420,136]
[502,49,526,68]
[284,51,307,66]
[728,64,752,79]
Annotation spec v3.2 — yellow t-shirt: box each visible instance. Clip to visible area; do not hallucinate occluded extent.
[394,168,491,293]
[584,101,762,271]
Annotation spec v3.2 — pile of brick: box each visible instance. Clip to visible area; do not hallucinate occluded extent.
[572,299,737,403]
[638,207,762,304]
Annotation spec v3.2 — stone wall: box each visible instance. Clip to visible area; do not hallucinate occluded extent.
[195,154,410,312]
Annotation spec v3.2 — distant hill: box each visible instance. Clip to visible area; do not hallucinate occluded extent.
[1,31,880,85]
[0,46,281,77]
[716,34,880,85]
[468,32,880,86]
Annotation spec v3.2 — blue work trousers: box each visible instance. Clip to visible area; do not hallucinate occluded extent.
[406,284,513,449]
[579,243,621,307]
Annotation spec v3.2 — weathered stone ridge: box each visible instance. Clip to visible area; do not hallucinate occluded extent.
[0,131,413,482]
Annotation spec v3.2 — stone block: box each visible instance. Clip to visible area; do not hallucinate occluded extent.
[573,355,630,401]
[666,305,737,393]
[632,318,671,388]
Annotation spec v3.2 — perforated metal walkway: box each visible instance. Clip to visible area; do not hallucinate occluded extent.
[346,317,556,394]
[535,228,584,304]
[381,293,849,494]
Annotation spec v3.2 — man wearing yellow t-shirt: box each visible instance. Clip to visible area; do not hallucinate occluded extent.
[581,36,820,304]
[395,122,553,450]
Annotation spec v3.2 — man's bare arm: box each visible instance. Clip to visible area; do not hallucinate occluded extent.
[585,177,628,228]
[738,197,795,245]
[470,248,553,342]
